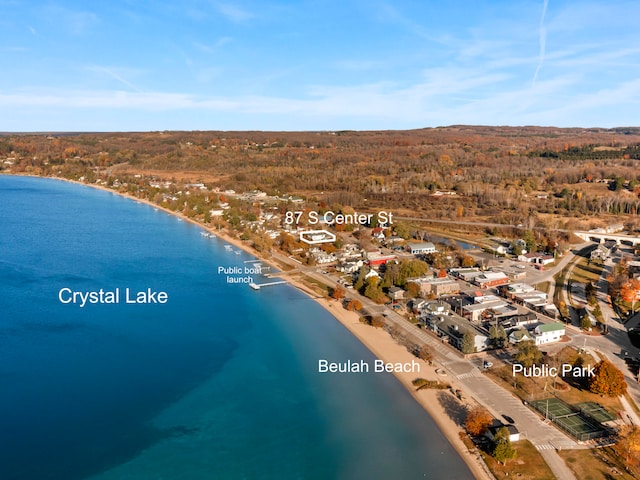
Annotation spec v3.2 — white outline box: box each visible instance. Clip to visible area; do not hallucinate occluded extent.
[299,230,336,245]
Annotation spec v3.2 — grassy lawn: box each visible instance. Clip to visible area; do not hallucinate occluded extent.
[553,270,567,309]
[460,434,556,480]
[536,281,550,293]
[481,440,556,480]
[300,275,331,296]
[558,447,637,480]
[570,256,605,285]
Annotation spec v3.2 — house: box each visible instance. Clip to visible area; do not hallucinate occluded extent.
[411,299,428,314]
[462,300,508,322]
[384,236,405,246]
[406,242,437,255]
[371,227,385,241]
[533,322,565,345]
[424,300,451,316]
[511,239,527,255]
[518,253,555,265]
[508,329,534,344]
[487,424,521,443]
[336,260,364,273]
[388,286,405,301]
[590,244,611,261]
[499,312,538,329]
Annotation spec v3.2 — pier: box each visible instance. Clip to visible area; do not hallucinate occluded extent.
[249,280,288,290]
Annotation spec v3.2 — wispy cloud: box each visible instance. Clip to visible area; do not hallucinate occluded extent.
[1,46,28,52]
[334,59,388,72]
[193,37,233,54]
[85,66,143,92]
[213,2,253,23]
[0,68,636,129]
[532,0,549,86]
[42,5,99,35]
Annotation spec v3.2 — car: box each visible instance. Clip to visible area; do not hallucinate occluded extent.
[483,361,493,369]
[502,415,515,424]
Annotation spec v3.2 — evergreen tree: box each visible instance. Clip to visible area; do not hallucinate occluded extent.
[461,329,476,354]
[580,312,592,330]
[353,265,370,293]
[489,324,508,349]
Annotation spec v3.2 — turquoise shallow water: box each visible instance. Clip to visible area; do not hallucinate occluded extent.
[0,176,474,480]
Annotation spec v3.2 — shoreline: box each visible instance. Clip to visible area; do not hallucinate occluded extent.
[3,173,489,480]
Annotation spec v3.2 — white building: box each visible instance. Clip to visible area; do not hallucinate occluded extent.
[406,242,437,255]
[533,322,565,345]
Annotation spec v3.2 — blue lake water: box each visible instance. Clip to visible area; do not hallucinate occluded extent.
[0,176,474,480]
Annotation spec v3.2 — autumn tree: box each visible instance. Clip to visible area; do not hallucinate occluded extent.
[405,281,421,298]
[364,276,388,304]
[370,316,386,328]
[279,232,299,254]
[332,285,346,300]
[608,265,630,302]
[492,427,517,465]
[415,344,433,364]
[589,359,627,397]
[621,278,640,312]
[558,300,569,320]
[459,254,475,268]
[614,425,640,469]
[345,299,363,311]
[513,340,543,367]
[465,406,492,436]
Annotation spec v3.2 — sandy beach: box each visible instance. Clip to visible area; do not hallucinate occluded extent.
[8,174,490,479]
[311,295,492,480]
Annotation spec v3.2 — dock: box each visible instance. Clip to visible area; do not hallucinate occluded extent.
[249,280,287,290]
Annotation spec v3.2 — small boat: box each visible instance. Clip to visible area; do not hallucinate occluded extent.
[224,245,233,251]
[249,283,260,290]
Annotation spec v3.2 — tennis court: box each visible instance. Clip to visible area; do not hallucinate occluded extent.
[575,401,617,424]
[531,397,572,419]
[531,398,605,441]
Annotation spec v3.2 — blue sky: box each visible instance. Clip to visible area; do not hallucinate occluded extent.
[1,0,639,131]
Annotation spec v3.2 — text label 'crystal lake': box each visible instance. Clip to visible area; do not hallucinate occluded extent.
[58,287,168,307]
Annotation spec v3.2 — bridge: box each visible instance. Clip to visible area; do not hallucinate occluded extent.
[573,231,640,246]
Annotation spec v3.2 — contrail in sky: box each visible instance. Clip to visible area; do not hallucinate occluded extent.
[533,0,549,86]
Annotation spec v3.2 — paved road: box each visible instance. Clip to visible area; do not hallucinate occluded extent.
[378,309,580,480]
[574,248,640,416]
